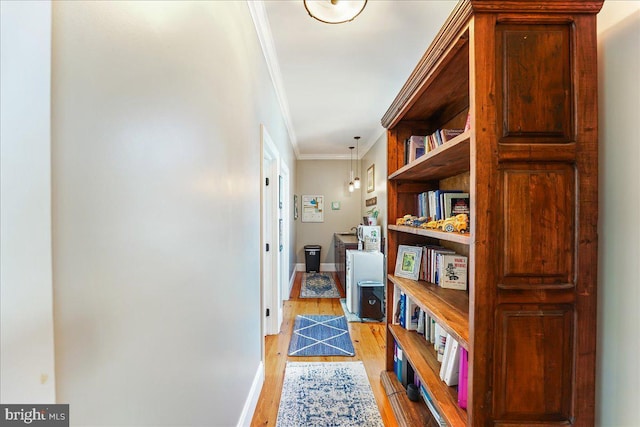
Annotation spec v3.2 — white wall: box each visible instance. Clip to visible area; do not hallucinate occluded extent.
[596,3,640,426]
[0,1,56,404]
[50,1,293,425]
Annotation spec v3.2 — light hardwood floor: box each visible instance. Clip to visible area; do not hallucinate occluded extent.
[251,271,397,427]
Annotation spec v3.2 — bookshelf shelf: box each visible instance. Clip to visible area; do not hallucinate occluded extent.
[382,1,601,425]
[389,274,469,349]
[389,324,467,427]
[389,224,470,245]
[388,131,470,182]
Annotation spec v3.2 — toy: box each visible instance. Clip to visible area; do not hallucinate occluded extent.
[440,213,468,233]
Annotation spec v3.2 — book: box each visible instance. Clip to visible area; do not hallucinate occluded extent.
[440,254,468,290]
[439,332,453,380]
[435,323,447,362]
[458,347,468,409]
[443,337,460,386]
[429,317,436,344]
[443,192,470,219]
[440,128,464,142]
[405,296,420,331]
[417,309,425,335]
[420,385,447,427]
[392,286,402,325]
[431,248,455,284]
[398,292,406,327]
[436,190,462,220]
[406,135,426,164]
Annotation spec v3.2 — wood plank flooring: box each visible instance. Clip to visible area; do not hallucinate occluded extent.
[251,271,397,427]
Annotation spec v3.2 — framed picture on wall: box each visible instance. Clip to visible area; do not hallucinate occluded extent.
[293,195,299,220]
[367,164,375,193]
[301,195,324,222]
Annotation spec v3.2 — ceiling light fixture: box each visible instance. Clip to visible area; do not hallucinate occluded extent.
[348,146,355,193]
[353,136,361,189]
[303,0,367,25]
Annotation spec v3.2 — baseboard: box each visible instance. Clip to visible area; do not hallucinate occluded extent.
[236,361,264,427]
[287,269,295,298]
[295,263,336,272]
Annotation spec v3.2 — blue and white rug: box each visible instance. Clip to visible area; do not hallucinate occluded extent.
[276,361,384,427]
[288,315,354,357]
[301,272,340,298]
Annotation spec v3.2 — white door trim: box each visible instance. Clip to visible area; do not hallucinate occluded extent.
[279,163,290,321]
[260,125,281,337]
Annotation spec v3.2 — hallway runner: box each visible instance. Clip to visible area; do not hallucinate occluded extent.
[288,315,354,357]
[276,361,383,427]
[300,272,340,298]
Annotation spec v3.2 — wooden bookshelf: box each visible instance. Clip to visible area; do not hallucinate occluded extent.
[382,1,603,426]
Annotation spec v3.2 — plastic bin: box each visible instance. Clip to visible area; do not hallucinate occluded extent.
[358,280,384,320]
[304,245,321,273]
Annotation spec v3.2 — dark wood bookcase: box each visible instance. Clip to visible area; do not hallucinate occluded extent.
[381,1,603,426]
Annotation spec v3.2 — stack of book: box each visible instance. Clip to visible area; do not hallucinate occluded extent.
[404,128,464,165]
[419,245,468,291]
[417,189,469,221]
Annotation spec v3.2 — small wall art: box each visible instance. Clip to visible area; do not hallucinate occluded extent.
[301,195,324,222]
[367,164,375,193]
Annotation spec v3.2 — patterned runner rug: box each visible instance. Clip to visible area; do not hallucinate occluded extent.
[300,272,340,298]
[288,315,354,357]
[276,361,383,427]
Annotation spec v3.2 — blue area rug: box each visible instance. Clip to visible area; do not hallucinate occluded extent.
[301,272,340,298]
[288,315,354,357]
[276,361,383,427]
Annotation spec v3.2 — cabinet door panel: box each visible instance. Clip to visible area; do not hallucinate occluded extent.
[499,164,575,288]
[493,304,574,423]
[497,23,572,142]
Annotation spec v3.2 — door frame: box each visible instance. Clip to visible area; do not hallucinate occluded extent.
[260,125,282,337]
[279,162,290,316]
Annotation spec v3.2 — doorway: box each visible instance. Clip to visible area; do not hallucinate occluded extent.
[261,125,284,338]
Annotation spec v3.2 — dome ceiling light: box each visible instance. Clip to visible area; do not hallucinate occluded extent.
[303,0,368,25]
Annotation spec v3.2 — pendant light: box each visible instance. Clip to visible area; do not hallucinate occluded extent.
[348,146,355,193]
[303,0,368,25]
[353,136,361,189]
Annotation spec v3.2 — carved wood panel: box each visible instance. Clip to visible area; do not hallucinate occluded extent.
[500,164,575,288]
[494,304,574,423]
[497,23,572,142]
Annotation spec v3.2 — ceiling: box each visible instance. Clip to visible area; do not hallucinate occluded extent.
[251,1,457,160]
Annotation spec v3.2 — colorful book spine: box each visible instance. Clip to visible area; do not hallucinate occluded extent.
[458,347,468,409]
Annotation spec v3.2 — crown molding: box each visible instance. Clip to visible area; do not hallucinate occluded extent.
[247,1,300,159]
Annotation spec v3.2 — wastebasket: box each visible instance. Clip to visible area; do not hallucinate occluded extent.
[358,280,384,320]
[304,245,321,273]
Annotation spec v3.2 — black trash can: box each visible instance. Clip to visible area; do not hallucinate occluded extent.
[304,245,321,273]
[358,280,384,320]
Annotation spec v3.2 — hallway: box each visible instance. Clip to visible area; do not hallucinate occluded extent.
[251,272,396,426]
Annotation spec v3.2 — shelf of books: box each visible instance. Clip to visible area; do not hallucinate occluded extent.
[390,324,467,427]
[389,130,470,182]
[389,274,469,349]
